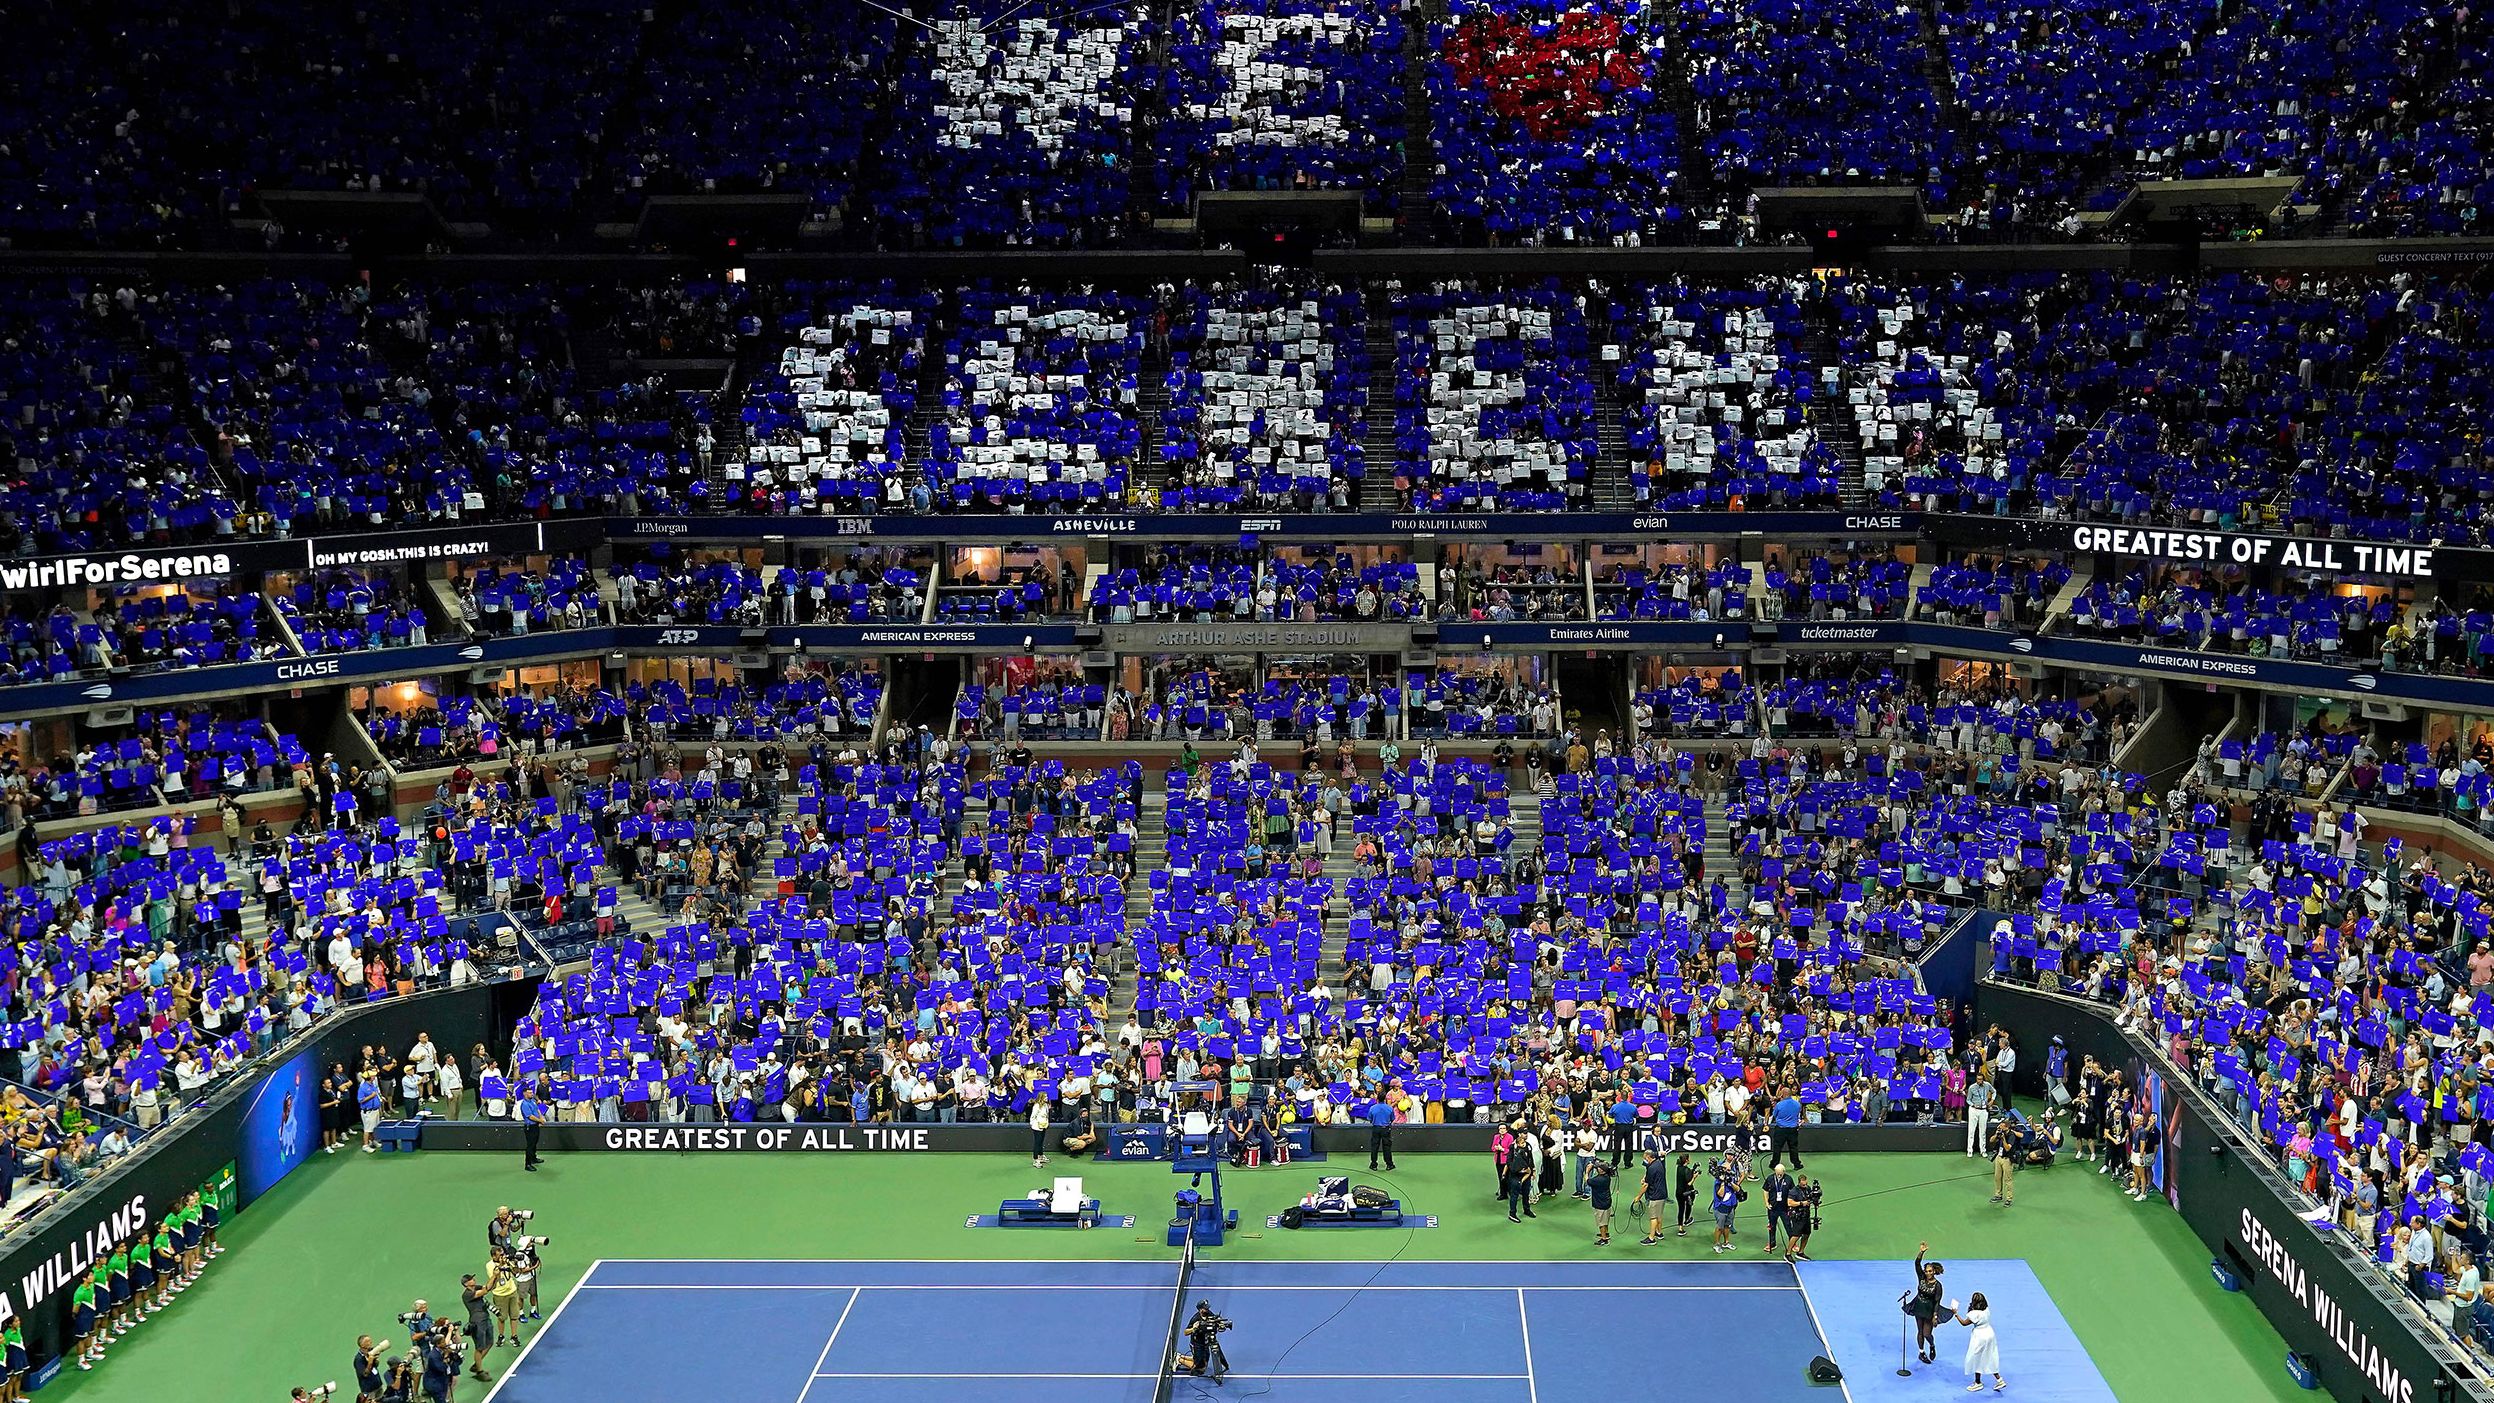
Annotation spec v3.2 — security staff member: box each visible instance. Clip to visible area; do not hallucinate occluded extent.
[1768,1086,1805,1170]
[1365,1099,1396,1171]
[520,1080,548,1172]
[1606,1095,1639,1167]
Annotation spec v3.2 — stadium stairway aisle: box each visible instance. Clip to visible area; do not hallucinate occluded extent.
[1588,294,1637,511]
[1359,316,1402,510]
[1794,315,1873,510]
[1395,0,1437,235]
[1111,785,1167,1020]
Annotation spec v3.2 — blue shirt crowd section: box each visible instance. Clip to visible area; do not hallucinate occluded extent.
[495,749,2044,1129]
[0,0,2481,245]
[1,791,606,1130]
[6,272,2490,563]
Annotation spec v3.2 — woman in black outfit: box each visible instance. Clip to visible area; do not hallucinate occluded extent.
[1908,1242,1947,1363]
[318,1065,349,1154]
[2070,1056,2103,1162]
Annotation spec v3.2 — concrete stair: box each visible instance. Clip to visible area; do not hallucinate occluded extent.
[1315,790,1544,1002]
[1590,296,1639,509]
[701,338,773,503]
[1699,793,1739,884]
[1393,2,1439,238]
[1135,375,1172,505]
[2038,569,2094,636]
[1107,788,1168,1018]
[1359,320,1404,510]
[1795,318,1874,509]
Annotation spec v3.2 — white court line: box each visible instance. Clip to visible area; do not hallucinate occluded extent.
[1789,1270,1860,1403]
[814,1373,1532,1381]
[790,1287,862,1403]
[1515,1288,1541,1403]
[475,1257,606,1403]
[588,1256,1799,1265]
[579,1282,1801,1295]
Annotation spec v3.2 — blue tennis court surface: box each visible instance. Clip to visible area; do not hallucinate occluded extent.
[1797,1259,2119,1403]
[482,1258,1865,1403]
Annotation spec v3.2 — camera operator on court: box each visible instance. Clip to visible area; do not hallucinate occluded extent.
[1182,1302,1232,1383]
[290,1384,339,1403]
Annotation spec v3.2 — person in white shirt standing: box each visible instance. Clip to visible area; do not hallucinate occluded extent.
[437,1051,467,1121]
[407,1033,441,1106]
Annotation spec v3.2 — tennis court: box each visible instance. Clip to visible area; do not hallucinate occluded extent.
[479,1256,1859,1403]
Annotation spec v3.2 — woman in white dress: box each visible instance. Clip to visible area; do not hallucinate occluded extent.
[1954,1291,2003,1392]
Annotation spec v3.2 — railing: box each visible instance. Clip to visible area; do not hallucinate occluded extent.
[0,960,541,1244]
[1983,963,2494,1372]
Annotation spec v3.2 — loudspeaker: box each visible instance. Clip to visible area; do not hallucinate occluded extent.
[1808,1355,1844,1384]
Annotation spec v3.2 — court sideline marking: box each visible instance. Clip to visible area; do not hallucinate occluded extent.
[1514,1288,1541,1403]
[576,1282,1803,1292]
[809,1372,1534,1380]
[578,1260,1815,1275]
[475,1257,606,1403]
[1790,1269,1859,1403]
[791,1287,862,1403]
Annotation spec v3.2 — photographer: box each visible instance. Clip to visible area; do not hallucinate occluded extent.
[487,1250,523,1347]
[1181,1302,1231,1383]
[513,1234,544,1322]
[458,1275,494,1382]
[381,1352,418,1403]
[419,1323,460,1403]
[291,1386,340,1403]
[486,1207,522,1256]
[352,1335,388,1403]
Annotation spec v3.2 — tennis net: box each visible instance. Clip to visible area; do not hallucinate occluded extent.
[1152,1222,1199,1403]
